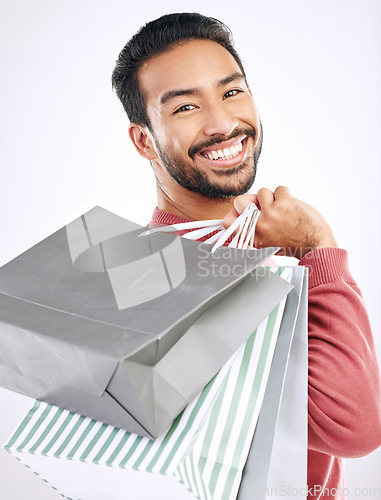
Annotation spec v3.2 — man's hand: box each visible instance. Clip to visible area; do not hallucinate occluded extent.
[223,187,338,258]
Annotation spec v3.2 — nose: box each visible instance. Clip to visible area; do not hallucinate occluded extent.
[202,103,239,137]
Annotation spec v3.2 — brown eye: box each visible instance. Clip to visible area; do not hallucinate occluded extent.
[174,104,196,113]
[224,89,242,98]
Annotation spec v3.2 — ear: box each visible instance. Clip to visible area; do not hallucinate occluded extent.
[248,85,253,97]
[128,123,158,160]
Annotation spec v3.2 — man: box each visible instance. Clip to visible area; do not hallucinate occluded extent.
[112,13,381,499]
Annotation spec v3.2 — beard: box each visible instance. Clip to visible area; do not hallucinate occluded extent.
[153,124,263,200]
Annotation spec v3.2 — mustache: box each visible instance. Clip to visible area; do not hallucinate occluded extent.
[188,127,257,159]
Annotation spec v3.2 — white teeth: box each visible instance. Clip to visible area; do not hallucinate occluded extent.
[203,139,244,161]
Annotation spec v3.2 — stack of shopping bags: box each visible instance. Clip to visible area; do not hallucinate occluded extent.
[0,207,308,499]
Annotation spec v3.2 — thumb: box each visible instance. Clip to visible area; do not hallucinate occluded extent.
[233,194,258,214]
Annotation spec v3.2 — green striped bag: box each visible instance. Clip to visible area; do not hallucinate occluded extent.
[5,269,292,500]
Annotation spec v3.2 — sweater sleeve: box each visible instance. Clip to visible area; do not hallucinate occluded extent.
[299,247,381,458]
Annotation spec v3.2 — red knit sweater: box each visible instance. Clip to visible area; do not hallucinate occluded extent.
[150,207,381,500]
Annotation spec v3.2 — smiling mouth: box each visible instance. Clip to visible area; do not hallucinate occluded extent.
[199,137,246,161]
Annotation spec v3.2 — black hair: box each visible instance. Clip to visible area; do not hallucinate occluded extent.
[111,12,246,128]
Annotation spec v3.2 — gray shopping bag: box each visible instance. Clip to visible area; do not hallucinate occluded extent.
[238,266,308,500]
[0,207,291,438]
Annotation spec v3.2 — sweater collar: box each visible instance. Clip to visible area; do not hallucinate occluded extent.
[149,207,192,227]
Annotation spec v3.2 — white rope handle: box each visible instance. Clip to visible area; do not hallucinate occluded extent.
[211,203,258,253]
[141,203,260,253]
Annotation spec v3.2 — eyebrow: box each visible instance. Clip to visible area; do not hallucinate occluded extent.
[159,73,246,106]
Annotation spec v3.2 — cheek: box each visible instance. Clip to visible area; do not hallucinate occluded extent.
[147,106,195,158]
[160,125,193,156]
[239,101,260,128]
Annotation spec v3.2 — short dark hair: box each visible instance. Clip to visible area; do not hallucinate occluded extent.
[111,12,246,129]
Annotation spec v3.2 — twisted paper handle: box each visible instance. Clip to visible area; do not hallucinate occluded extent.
[143,203,260,253]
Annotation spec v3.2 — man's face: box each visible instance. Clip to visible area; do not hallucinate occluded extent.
[138,39,262,199]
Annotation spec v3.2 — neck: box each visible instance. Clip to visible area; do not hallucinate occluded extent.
[156,180,235,221]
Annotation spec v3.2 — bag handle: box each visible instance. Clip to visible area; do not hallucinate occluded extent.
[142,203,260,253]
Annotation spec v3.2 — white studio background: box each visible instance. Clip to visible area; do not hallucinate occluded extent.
[0,0,380,498]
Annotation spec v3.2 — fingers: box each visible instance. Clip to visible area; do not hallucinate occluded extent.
[222,207,240,229]
[256,188,274,210]
[223,187,293,231]
[223,194,257,230]
[230,188,293,215]
[274,186,294,199]
[233,194,257,214]
[256,186,294,211]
